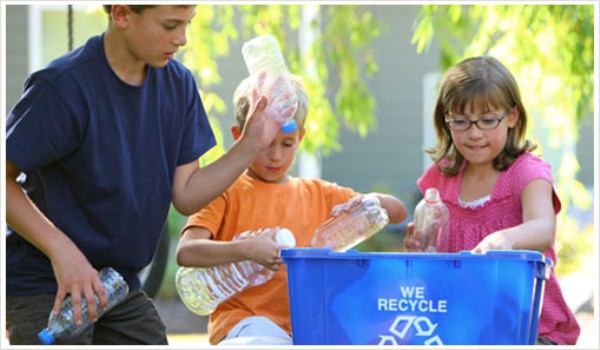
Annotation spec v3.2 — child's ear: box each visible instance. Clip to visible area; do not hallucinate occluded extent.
[112,5,131,28]
[231,125,242,140]
[299,129,306,141]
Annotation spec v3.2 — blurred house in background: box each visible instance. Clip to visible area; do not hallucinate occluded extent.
[4,4,594,221]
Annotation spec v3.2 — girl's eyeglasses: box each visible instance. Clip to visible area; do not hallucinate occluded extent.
[445,110,510,131]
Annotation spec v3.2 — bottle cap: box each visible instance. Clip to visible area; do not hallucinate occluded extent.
[280,119,298,133]
[275,228,296,248]
[38,328,55,345]
[424,187,441,204]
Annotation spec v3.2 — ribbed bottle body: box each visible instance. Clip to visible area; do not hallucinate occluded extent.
[38,267,129,345]
[310,195,389,251]
[176,228,296,316]
[176,261,271,316]
[242,34,298,133]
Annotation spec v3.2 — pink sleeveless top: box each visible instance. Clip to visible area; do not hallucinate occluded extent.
[418,152,580,345]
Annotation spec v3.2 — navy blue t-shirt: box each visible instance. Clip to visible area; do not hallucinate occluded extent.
[6,34,216,294]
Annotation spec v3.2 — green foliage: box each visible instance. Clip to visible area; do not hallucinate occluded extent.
[160,5,382,296]
[180,5,381,158]
[411,4,595,274]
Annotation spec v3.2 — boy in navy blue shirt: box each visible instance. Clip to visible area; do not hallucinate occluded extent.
[5,5,278,345]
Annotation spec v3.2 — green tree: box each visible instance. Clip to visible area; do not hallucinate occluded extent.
[164,5,383,270]
[411,4,595,274]
[180,4,381,165]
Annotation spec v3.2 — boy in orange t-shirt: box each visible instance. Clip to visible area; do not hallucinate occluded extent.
[176,75,408,345]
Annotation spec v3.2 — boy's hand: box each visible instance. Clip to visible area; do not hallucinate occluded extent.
[330,194,380,217]
[51,248,107,325]
[245,228,286,271]
[265,74,299,120]
[330,195,364,217]
[239,73,281,153]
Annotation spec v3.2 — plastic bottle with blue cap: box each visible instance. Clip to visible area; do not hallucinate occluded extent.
[175,228,296,316]
[242,34,299,133]
[37,267,129,345]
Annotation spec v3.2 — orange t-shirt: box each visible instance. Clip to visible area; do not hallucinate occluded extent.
[182,173,358,344]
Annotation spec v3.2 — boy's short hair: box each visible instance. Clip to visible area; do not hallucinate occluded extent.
[103,5,156,15]
[233,74,309,130]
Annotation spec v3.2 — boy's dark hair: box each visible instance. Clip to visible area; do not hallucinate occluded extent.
[103,5,156,15]
[428,56,535,175]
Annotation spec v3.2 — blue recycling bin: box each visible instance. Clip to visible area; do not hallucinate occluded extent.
[281,249,550,345]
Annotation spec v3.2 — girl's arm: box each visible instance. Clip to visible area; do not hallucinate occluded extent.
[176,226,284,270]
[473,179,556,253]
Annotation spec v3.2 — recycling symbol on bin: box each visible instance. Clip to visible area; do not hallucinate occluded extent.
[378,315,443,345]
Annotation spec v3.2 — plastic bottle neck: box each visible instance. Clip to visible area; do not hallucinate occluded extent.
[425,198,440,205]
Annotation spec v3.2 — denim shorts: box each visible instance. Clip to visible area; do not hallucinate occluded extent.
[6,289,167,345]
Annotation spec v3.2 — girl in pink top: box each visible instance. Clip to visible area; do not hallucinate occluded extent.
[404,56,579,345]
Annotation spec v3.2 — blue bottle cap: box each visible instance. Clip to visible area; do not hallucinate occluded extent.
[38,328,55,345]
[280,119,298,133]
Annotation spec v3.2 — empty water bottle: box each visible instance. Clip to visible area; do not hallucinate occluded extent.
[38,267,129,345]
[407,187,449,252]
[176,228,296,316]
[242,34,299,133]
[309,194,389,252]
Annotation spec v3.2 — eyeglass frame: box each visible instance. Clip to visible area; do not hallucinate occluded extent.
[445,110,511,131]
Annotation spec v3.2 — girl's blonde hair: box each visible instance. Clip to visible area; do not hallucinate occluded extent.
[428,56,535,175]
[233,74,309,131]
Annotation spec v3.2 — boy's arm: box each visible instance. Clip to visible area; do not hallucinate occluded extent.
[368,192,408,224]
[176,226,284,270]
[5,160,108,325]
[172,93,279,216]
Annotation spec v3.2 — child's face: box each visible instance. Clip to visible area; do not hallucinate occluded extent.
[447,104,518,168]
[246,129,303,184]
[122,6,196,67]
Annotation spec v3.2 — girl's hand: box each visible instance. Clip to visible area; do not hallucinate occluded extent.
[402,222,423,252]
[472,230,514,254]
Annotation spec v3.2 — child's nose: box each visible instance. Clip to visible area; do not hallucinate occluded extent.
[173,28,187,47]
[268,146,283,161]
[466,124,484,137]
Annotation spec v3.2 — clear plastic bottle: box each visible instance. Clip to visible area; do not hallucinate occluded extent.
[309,195,389,252]
[38,267,129,345]
[409,187,450,252]
[175,228,296,316]
[242,34,299,133]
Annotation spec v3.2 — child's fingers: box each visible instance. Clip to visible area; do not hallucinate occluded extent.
[256,71,267,96]
[279,100,298,120]
[52,288,68,316]
[406,222,414,235]
[69,289,83,325]
[93,275,108,316]
[83,285,99,323]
